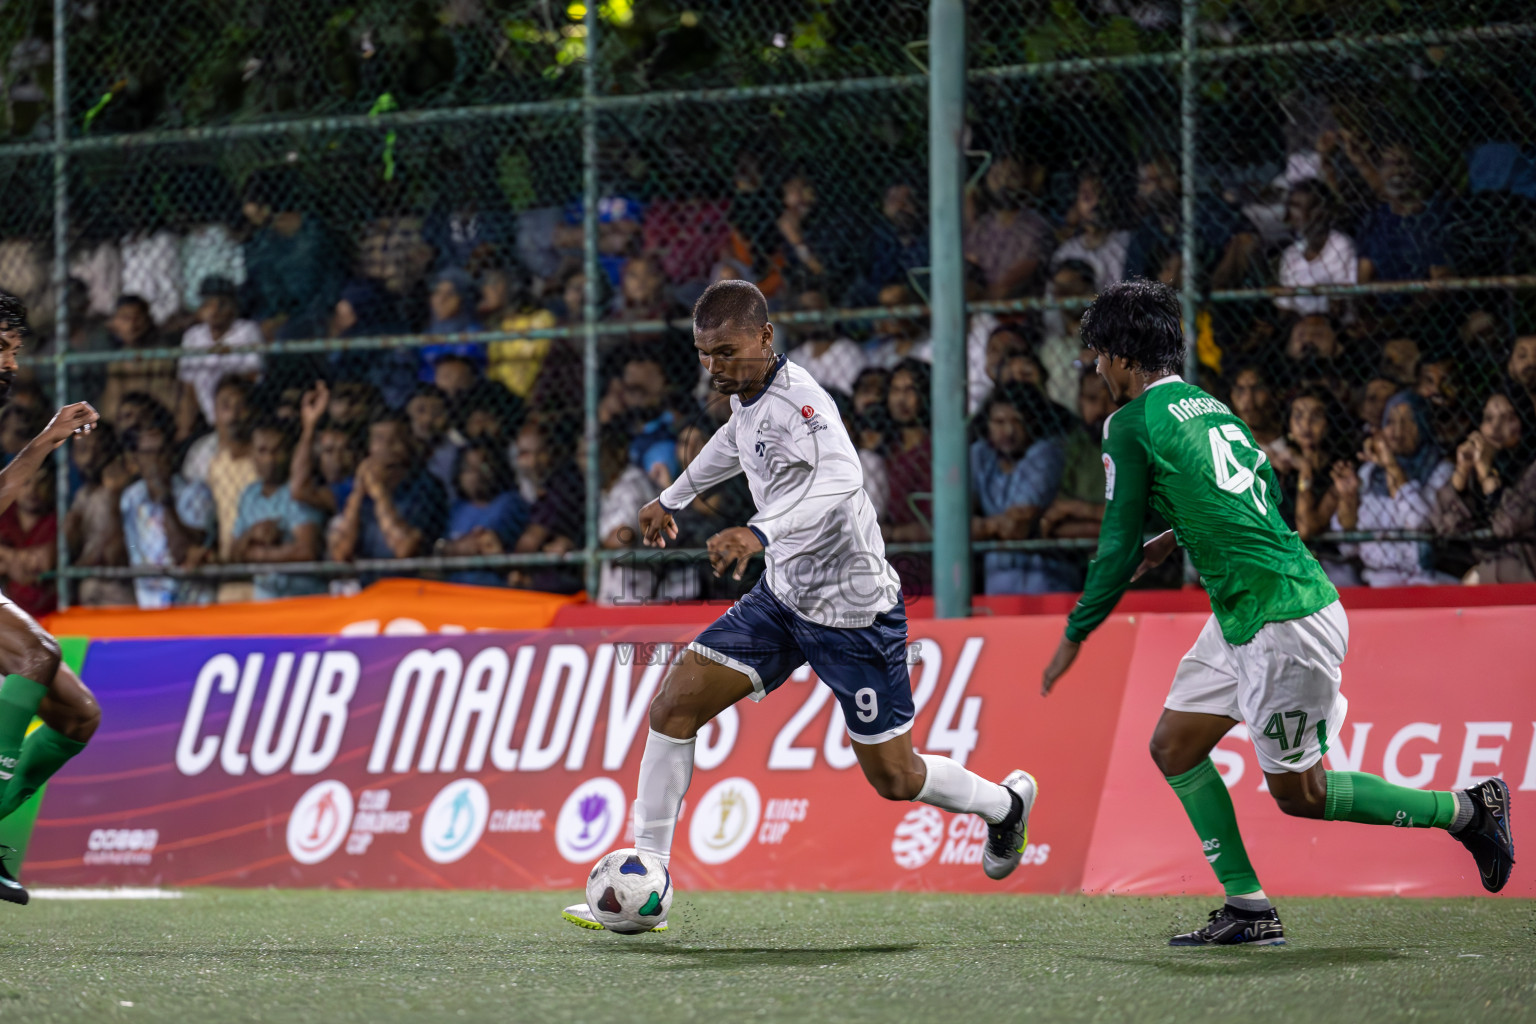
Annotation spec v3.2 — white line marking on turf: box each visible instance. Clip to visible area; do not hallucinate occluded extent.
[30,888,184,900]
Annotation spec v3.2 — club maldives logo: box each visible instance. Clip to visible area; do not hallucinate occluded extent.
[287,780,355,865]
[891,806,945,869]
[555,777,626,864]
[688,777,761,865]
[420,779,490,865]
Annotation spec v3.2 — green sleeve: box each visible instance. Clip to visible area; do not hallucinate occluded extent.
[1065,406,1151,643]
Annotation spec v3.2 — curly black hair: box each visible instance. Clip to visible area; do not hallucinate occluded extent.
[1078,278,1185,377]
[0,290,30,336]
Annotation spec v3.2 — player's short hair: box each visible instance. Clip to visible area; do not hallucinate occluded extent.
[1079,278,1186,377]
[693,280,768,334]
[0,290,30,336]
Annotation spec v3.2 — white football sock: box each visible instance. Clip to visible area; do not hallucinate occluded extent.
[913,753,1013,824]
[632,729,695,865]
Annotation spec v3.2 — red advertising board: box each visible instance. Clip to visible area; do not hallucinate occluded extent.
[24,605,1532,898]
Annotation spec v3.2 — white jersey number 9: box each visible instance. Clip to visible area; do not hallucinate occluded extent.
[1207,423,1269,514]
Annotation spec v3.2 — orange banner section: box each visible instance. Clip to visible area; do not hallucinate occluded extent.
[42,579,580,638]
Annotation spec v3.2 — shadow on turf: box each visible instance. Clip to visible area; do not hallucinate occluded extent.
[1075,947,1407,975]
[602,944,924,970]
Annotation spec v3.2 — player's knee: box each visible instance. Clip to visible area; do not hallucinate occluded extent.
[863,764,924,802]
[647,690,702,740]
[1270,776,1327,819]
[1148,735,1193,777]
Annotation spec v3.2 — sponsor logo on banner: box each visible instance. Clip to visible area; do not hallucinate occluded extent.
[757,798,808,845]
[420,779,490,864]
[489,809,546,833]
[689,777,761,865]
[892,806,945,869]
[555,778,626,863]
[287,780,354,865]
[84,829,159,866]
[345,789,412,856]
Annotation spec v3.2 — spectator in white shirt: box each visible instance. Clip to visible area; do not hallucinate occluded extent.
[864,281,932,370]
[1276,179,1357,319]
[1050,168,1131,290]
[784,288,864,397]
[178,276,263,425]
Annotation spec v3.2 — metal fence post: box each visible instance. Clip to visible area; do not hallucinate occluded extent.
[928,0,970,619]
[51,0,72,610]
[582,1,602,602]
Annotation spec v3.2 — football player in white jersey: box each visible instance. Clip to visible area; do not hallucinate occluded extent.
[563,280,1037,932]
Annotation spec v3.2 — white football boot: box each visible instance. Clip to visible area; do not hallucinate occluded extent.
[561,903,669,933]
[981,770,1039,881]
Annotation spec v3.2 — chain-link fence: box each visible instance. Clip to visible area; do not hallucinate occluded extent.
[1,0,1533,616]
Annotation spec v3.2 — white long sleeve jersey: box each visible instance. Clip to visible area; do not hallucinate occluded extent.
[660,356,902,628]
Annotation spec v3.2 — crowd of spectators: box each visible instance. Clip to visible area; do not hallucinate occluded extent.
[2,116,1535,615]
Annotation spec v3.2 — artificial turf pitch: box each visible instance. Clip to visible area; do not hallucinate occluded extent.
[1,890,1531,1023]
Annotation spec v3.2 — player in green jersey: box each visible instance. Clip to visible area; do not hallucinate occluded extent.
[1041,280,1514,947]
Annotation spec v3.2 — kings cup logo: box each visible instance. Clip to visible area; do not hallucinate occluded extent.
[555,777,626,863]
[688,777,761,865]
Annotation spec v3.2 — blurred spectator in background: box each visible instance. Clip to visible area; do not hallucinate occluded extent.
[66,420,133,606]
[423,159,510,275]
[433,353,480,405]
[174,167,246,316]
[290,382,363,517]
[118,207,183,329]
[1275,179,1356,320]
[0,400,45,469]
[1039,261,1095,411]
[1040,370,1118,544]
[1356,143,1452,288]
[441,439,528,588]
[329,409,447,564]
[0,466,58,617]
[883,359,933,594]
[120,416,216,608]
[186,376,260,601]
[1508,335,1536,414]
[1226,363,1290,466]
[231,417,325,600]
[1051,167,1130,290]
[661,421,759,601]
[1275,387,1356,543]
[98,295,200,442]
[510,419,584,594]
[858,182,929,306]
[593,423,664,605]
[774,173,840,297]
[851,402,892,521]
[1124,153,1258,289]
[1355,376,1400,437]
[242,169,341,340]
[484,265,567,402]
[784,289,864,398]
[608,349,682,485]
[865,283,932,369]
[419,268,485,379]
[1434,391,1536,583]
[1335,392,1455,586]
[613,254,679,330]
[406,385,459,497]
[1379,336,1421,389]
[965,155,1054,299]
[1416,354,1471,447]
[970,383,1069,593]
[324,277,416,411]
[178,275,262,426]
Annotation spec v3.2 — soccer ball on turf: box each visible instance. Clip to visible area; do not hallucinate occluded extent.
[585,848,672,934]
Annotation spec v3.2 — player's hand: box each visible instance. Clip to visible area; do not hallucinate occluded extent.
[707,526,762,581]
[1131,529,1177,582]
[249,519,282,547]
[300,380,330,429]
[1041,637,1081,696]
[40,402,99,448]
[639,499,678,548]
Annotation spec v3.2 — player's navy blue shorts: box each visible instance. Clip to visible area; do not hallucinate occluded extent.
[688,579,915,743]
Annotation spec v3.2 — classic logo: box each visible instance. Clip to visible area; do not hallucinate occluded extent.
[555,777,626,863]
[688,777,761,865]
[420,779,490,865]
[287,780,355,865]
[891,806,945,869]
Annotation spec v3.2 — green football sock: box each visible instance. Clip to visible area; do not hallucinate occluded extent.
[0,725,86,822]
[1323,771,1460,830]
[1166,758,1263,897]
[0,675,47,781]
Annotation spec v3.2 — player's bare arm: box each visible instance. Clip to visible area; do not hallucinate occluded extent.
[0,402,98,521]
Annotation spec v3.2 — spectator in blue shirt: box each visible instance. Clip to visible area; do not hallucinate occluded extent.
[232,417,325,600]
[328,410,448,567]
[240,169,341,339]
[420,268,486,380]
[970,382,1071,594]
[1356,143,1453,333]
[119,413,217,609]
[441,440,530,587]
